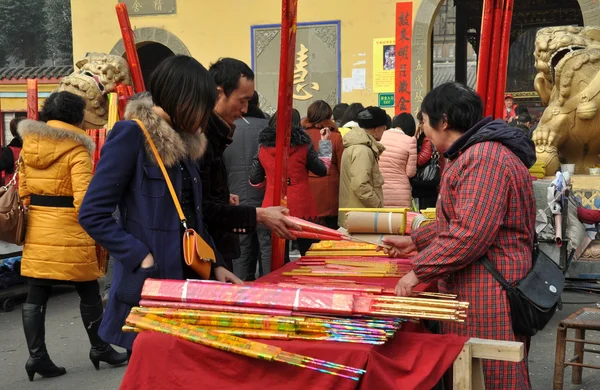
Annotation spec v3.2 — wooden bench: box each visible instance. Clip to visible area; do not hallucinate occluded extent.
[453,338,525,389]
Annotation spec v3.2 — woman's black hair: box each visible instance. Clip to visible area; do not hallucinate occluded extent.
[385,114,392,130]
[333,103,349,121]
[149,55,217,133]
[9,117,24,139]
[306,100,333,124]
[340,103,365,126]
[392,113,416,136]
[268,109,301,128]
[420,82,483,132]
[40,91,86,125]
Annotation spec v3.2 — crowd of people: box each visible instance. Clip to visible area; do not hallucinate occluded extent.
[3,54,538,389]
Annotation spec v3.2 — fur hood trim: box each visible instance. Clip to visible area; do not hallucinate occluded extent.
[258,126,311,148]
[124,96,207,167]
[18,119,95,154]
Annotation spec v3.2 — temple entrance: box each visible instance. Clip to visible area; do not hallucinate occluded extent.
[136,42,175,87]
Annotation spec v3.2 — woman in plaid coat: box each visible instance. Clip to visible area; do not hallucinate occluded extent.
[382,82,536,389]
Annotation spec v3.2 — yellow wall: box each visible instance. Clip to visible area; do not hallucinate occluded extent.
[71,0,424,114]
[0,83,57,112]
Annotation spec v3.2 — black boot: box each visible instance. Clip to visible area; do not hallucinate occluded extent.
[22,303,67,381]
[80,299,128,370]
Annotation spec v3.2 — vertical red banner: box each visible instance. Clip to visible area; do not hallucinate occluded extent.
[26,79,38,120]
[116,3,146,93]
[270,0,298,271]
[395,2,413,115]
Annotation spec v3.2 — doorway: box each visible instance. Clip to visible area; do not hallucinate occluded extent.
[136,42,175,87]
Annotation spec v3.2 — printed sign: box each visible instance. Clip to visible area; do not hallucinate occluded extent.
[119,0,176,16]
[373,38,396,93]
[378,93,395,108]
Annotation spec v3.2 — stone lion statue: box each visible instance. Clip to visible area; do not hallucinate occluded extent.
[533,26,600,175]
[55,53,132,129]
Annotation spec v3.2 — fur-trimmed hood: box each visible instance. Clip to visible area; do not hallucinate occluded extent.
[18,119,95,170]
[124,96,207,167]
[258,126,312,148]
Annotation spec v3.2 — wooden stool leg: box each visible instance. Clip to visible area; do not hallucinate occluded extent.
[553,325,568,390]
[572,329,585,385]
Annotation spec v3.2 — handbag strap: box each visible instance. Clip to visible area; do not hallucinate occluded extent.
[133,119,188,229]
[480,257,512,290]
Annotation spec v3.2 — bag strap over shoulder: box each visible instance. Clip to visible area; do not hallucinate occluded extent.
[133,119,188,229]
[480,257,513,290]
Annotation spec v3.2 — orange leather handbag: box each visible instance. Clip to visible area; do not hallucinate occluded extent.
[133,119,216,279]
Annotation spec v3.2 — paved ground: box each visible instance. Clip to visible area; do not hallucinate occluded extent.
[1,287,600,389]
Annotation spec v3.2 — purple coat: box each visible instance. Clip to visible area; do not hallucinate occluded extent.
[79,97,221,349]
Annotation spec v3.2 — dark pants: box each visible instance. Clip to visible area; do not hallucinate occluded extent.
[233,226,272,280]
[26,280,100,306]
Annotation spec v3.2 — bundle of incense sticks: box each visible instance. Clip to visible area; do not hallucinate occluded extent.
[141,279,469,323]
[127,307,400,345]
[125,313,365,380]
[282,258,412,278]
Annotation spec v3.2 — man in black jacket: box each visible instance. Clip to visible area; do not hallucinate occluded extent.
[223,91,271,280]
[201,58,298,271]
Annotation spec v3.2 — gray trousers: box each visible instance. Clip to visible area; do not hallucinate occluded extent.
[233,226,272,281]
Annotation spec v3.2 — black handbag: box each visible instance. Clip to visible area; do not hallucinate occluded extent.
[410,147,441,188]
[480,247,564,337]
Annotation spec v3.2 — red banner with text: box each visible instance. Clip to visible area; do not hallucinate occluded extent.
[395,2,413,115]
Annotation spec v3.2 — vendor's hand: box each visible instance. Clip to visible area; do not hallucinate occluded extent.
[320,127,331,141]
[376,236,417,257]
[229,194,240,206]
[140,253,155,269]
[256,206,300,240]
[395,271,420,297]
[214,266,243,285]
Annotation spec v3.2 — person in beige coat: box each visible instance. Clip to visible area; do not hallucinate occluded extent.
[380,113,418,208]
[338,107,387,227]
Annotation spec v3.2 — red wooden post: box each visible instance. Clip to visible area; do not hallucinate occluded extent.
[115,4,145,93]
[26,79,38,120]
[476,0,495,101]
[494,0,514,119]
[270,0,298,271]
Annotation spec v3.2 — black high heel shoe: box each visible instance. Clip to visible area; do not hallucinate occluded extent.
[25,356,67,381]
[89,344,129,370]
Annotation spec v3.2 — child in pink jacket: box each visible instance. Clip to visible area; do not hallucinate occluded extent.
[379,113,417,208]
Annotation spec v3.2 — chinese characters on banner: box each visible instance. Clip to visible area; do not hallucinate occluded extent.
[395,2,413,115]
[118,0,176,16]
[372,38,396,93]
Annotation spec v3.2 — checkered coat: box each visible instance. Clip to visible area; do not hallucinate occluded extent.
[411,119,536,389]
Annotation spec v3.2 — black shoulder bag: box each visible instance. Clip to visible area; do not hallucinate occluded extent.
[480,247,564,337]
[440,206,563,337]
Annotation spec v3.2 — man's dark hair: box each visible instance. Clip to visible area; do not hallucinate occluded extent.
[307,100,333,124]
[517,112,532,124]
[9,117,24,139]
[269,109,301,128]
[420,82,483,132]
[246,91,265,119]
[392,113,417,136]
[209,58,254,97]
[149,55,217,133]
[40,91,86,125]
[515,105,529,116]
[340,103,365,126]
[333,103,349,121]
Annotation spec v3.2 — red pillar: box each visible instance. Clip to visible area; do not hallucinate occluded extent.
[26,79,38,120]
[494,0,514,119]
[270,0,298,271]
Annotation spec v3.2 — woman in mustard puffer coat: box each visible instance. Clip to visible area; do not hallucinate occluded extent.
[18,91,127,382]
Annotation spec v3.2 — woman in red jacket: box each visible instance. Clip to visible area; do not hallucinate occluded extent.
[250,110,331,256]
[301,100,344,230]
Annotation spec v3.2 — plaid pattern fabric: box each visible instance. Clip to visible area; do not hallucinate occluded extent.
[411,141,535,389]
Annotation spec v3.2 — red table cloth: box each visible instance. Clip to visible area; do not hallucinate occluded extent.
[120,261,469,390]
